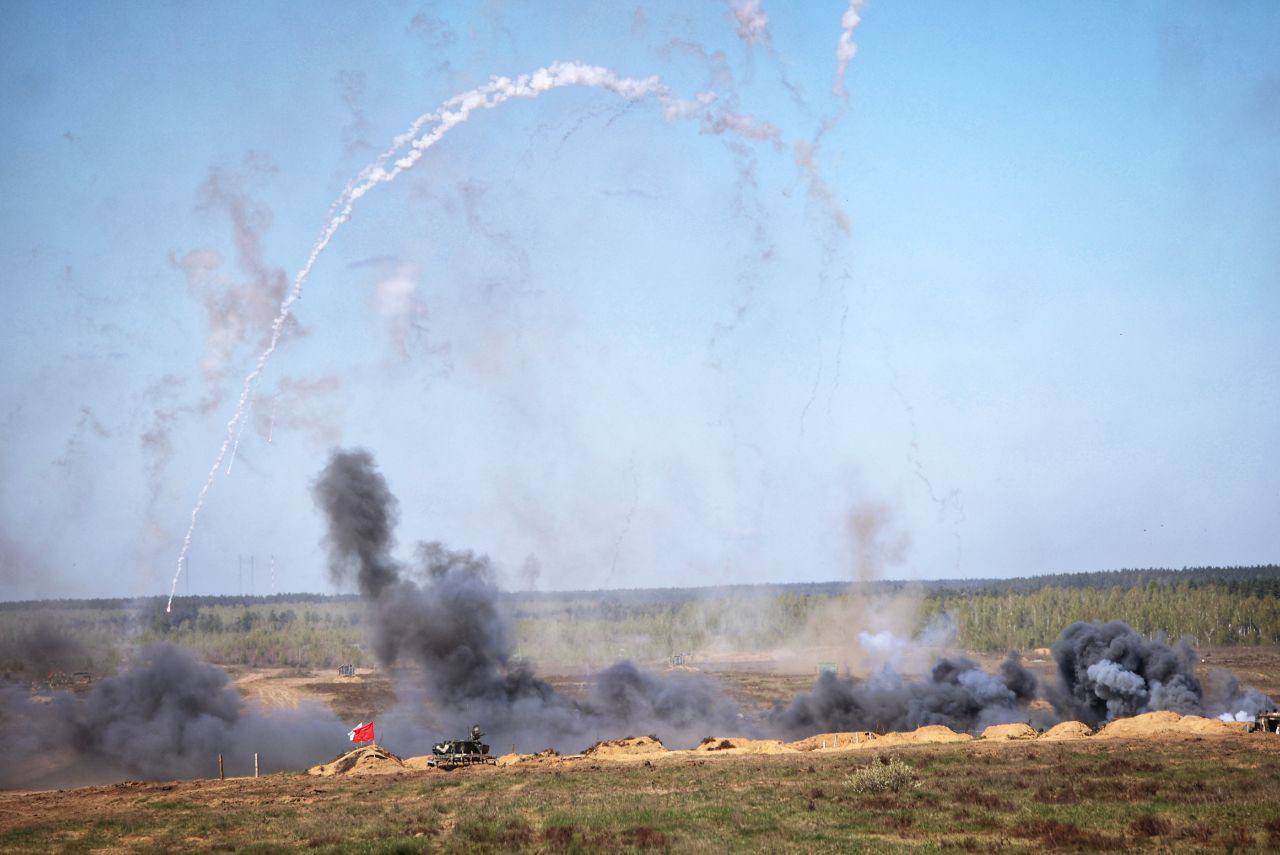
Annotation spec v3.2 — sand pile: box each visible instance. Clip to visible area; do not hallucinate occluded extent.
[1173,715,1250,736]
[582,735,667,760]
[980,723,1037,740]
[307,745,405,776]
[1096,711,1185,738]
[694,737,796,755]
[1041,721,1093,740]
[495,748,564,767]
[874,725,972,747]
[789,732,877,751]
[1096,711,1254,739]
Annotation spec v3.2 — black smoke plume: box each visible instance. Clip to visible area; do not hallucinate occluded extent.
[0,622,93,683]
[1047,620,1273,726]
[313,449,1278,749]
[769,651,1043,738]
[0,643,345,789]
[312,447,744,750]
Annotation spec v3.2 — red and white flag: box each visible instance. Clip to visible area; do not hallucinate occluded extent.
[348,721,375,744]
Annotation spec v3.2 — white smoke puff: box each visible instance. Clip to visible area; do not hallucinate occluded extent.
[1086,659,1147,719]
[917,611,958,648]
[664,91,719,121]
[958,668,1017,708]
[1086,659,1147,696]
[369,263,427,360]
[857,629,901,655]
[729,0,770,46]
[833,0,867,99]
[703,110,783,149]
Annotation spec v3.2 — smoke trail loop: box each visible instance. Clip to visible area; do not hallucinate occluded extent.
[168,62,778,612]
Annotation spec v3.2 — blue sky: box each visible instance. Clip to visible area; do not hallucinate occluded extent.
[1,1,1276,600]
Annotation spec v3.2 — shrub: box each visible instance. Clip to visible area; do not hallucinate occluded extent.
[846,755,920,794]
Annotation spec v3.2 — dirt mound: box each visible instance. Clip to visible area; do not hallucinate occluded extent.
[582,735,667,760]
[694,737,796,755]
[1041,721,1093,740]
[1175,715,1250,736]
[874,725,972,747]
[980,723,1037,740]
[1096,711,1256,739]
[402,755,444,771]
[495,748,563,767]
[789,732,877,751]
[307,745,405,776]
[1096,711,1184,739]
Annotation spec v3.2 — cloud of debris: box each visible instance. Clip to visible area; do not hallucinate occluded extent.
[1047,620,1273,726]
[312,447,745,750]
[0,643,346,789]
[769,650,1043,738]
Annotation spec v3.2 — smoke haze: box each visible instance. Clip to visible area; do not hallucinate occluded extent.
[1047,620,1272,726]
[0,644,345,789]
[312,447,745,750]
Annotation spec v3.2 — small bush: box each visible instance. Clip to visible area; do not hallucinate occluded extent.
[846,756,920,794]
[1130,814,1171,837]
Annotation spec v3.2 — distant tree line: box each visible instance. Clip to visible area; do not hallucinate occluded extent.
[2,566,1278,673]
[927,581,1280,651]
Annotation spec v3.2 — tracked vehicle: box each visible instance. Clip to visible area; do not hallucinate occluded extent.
[1250,711,1280,734]
[428,724,495,768]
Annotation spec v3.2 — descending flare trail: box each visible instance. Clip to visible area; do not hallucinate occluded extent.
[166,62,738,612]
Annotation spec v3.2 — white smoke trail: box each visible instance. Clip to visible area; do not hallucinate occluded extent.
[167,62,761,612]
[224,396,254,474]
[833,0,866,98]
[266,393,278,443]
[729,0,770,46]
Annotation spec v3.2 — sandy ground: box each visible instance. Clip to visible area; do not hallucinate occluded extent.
[230,645,1280,726]
[230,667,395,721]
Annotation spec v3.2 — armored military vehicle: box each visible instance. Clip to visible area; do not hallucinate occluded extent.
[428,725,494,768]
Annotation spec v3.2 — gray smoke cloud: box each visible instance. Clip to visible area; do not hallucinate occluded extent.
[314,449,1279,751]
[0,642,346,789]
[312,447,745,750]
[1048,620,1273,726]
[769,651,1043,738]
[0,622,92,683]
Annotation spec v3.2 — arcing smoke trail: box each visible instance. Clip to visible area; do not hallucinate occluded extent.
[167,62,757,612]
[833,0,866,98]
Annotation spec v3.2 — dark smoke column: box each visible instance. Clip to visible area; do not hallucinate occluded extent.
[311,448,563,722]
[311,448,745,750]
[312,447,401,599]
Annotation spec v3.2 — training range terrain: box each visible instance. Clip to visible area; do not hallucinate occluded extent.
[1,648,1279,852]
[1,725,1278,852]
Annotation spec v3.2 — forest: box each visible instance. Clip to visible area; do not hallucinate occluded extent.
[1,565,1277,676]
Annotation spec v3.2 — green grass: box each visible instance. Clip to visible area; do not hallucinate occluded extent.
[3,738,1280,852]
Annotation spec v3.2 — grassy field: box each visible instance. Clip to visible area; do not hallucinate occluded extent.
[3,736,1279,853]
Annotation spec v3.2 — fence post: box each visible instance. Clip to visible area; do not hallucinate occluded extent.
[218,753,224,780]
[254,753,259,778]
